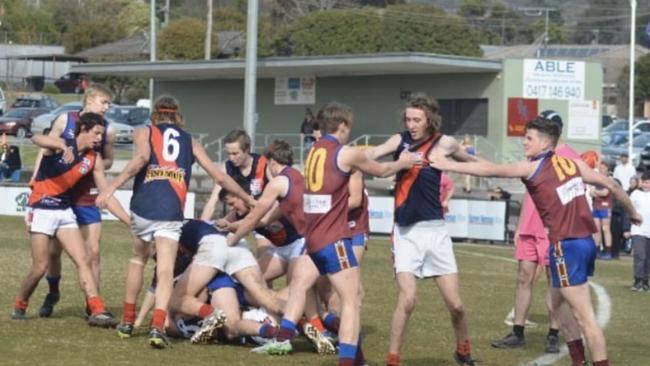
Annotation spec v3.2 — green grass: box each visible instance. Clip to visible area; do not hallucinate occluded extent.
[0,216,648,365]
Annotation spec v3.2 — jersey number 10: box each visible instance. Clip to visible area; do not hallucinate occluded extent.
[551,155,576,182]
[305,147,326,192]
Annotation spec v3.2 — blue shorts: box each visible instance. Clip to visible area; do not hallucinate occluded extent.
[350,233,367,248]
[549,236,597,288]
[309,239,358,275]
[592,209,609,219]
[72,205,102,225]
[206,273,248,307]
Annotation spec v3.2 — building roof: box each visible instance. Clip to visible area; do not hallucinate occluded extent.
[75,31,151,62]
[482,44,650,86]
[71,52,502,80]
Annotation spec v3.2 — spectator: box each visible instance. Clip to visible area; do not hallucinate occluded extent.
[439,172,455,216]
[0,143,21,182]
[487,186,511,201]
[610,178,631,259]
[628,176,639,195]
[300,108,316,151]
[459,135,476,193]
[613,153,636,191]
[629,171,650,291]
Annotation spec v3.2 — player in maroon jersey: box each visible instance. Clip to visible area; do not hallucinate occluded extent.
[432,117,641,366]
[251,102,417,366]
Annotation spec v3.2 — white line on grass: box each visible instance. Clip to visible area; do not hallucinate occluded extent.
[455,249,612,366]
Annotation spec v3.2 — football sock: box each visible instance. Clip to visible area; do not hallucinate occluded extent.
[87,296,106,315]
[547,328,559,338]
[151,308,166,331]
[259,323,278,338]
[14,299,28,311]
[277,318,296,342]
[593,360,609,366]
[198,304,214,319]
[46,275,61,294]
[309,315,326,332]
[339,343,357,365]
[386,353,400,366]
[122,301,136,324]
[567,339,586,366]
[513,324,525,338]
[323,312,341,332]
[456,339,471,357]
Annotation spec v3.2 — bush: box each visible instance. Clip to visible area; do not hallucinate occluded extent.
[42,84,60,94]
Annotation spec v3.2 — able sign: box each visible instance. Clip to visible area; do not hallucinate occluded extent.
[523,59,585,100]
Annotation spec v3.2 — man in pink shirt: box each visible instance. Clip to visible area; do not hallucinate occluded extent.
[440,172,455,216]
[492,111,587,366]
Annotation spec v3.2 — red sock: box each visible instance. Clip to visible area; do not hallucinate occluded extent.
[198,304,214,319]
[593,360,609,366]
[309,315,326,332]
[14,299,28,311]
[122,301,136,324]
[567,339,586,366]
[87,296,106,315]
[457,339,471,357]
[386,353,400,366]
[339,359,354,366]
[151,308,166,331]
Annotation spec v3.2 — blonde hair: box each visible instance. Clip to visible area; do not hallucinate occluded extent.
[150,95,185,127]
[82,83,113,106]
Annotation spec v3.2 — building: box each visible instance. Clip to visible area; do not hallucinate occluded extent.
[72,52,603,163]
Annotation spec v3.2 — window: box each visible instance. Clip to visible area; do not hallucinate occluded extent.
[437,98,488,136]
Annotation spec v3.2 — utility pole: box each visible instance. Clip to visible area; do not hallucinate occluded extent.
[149,0,157,103]
[243,0,259,148]
[205,0,213,60]
[164,0,170,26]
[629,0,637,159]
[519,7,556,57]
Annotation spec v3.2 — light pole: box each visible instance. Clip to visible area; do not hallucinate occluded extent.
[243,0,259,149]
[149,0,157,103]
[629,0,637,159]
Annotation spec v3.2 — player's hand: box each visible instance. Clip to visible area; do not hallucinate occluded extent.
[429,155,451,171]
[95,190,112,209]
[630,212,643,226]
[226,233,238,246]
[624,231,631,239]
[398,149,420,168]
[62,146,74,164]
[215,219,230,230]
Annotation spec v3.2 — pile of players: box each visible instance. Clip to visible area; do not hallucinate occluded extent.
[11,84,641,366]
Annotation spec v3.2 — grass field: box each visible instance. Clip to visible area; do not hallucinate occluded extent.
[0,216,648,365]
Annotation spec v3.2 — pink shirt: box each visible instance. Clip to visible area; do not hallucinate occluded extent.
[518,143,581,237]
[440,173,454,214]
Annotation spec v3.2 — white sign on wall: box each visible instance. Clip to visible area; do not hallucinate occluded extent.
[523,59,585,100]
[0,187,195,220]
[274,76,316,105]
[568,99,600,140]
[368,196,507,241]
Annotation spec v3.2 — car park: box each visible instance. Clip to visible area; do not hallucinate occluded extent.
[109,120,135,144]
[601,132,650,168]
[54,73,89,94]
[638,143,650,172]
[0,86,5,115]
[106,105,150,127]
[31,101,83,135]
[0,107,49,138]
[11,95,59,112]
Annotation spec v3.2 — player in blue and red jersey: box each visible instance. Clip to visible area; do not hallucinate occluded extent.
[252,102,417,366]
[35,84,117,318]
[13,113,125,327]
[432,117,642,366]
[365,94,479,366]
[96,95,254,349]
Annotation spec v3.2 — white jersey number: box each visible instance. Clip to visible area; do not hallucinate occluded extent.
[162,128,180,162]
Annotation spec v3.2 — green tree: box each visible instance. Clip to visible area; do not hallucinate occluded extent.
[213,6,273,57]
[459,0,488,18]
[158,17,212,60]
[0,0,59,44]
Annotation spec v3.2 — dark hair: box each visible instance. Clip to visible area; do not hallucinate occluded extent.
[218,176,250,201]
[642,171,650,181]
[75,112,105,136]
[316,102,353,134]
[264,139,293,166]
[151,95,184,127]
[224,129,251,153]
[525,117,560,147]
[401,93,441,135]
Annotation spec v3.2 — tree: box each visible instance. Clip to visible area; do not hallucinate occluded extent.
[573,0,629,44]
[459,0,488,18]
[158,17,214,60]
[0,0,59,44]
[269,0,361,23]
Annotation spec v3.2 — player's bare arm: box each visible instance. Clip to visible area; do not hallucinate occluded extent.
[31,134,68,157]
[227,177,287,246]
[576,159,642,225]
[434,135,480,163]
[431,156,535,179]
[348,171,364,210]
[364,134,401,160]
[192,139,256,207]
[95,127,150,207]
[200,184,222,221]
[92,154,130,225]
[31,114,69,180]
[342,145,417,178]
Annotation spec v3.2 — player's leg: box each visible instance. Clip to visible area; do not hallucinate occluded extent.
[328,264,362,365]
[255,235,273,260]
[351,238,366,305]
[117,235,150,336]
[135,288,155,327]
[387,272,417,365]
[435,273,475,365]
[79,222,102,287]
[493,260,536,348]
[600,216,612,259]
[548,288,587,366]
[12,232,50,319]
[233,265,284,316]
[592,216,603,250]
[170,264,219,317]
[38,239,63,317]
[560,284,607,362]
[258,250,287,283]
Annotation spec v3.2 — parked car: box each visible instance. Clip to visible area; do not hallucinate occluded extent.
[638,143,650,171]
[0,86,5,115]
[601,132,650,168]
[54,73,89,94]
[31,101,83,135]
[109,120,135,144]
[106,105,150,127]
[11,95,59,112]
[0,107,49,138]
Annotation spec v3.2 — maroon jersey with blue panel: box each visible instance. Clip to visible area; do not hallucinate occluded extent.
[130,124,194,221]
[348,180,369,236]
[278,166,306,236]
[523,151,597,243]
[304,134,351,253]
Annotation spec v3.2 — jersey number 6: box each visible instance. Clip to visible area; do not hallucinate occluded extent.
[162,128,181,162]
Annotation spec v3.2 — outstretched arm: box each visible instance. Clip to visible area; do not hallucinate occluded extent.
[342,146,418,178]
[92,155,130,225]
[431,156,535,179]
[200,184,223,221]
[364,134,401,160]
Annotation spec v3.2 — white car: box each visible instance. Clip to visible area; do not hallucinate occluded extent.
[0,86,5,115]
[108,120,135,144]
[31,101,83,135]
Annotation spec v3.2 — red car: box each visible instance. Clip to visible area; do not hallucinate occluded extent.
[54,73,89,94]
[0,107,49,138]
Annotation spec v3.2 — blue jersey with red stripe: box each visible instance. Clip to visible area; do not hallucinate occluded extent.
[225,153,268,198]
[393,131,443,226]
[62,111,109,206]
[179,219,227,254]
[29,139,97,209]
[255,217,302,247]
[131,124,193,221]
